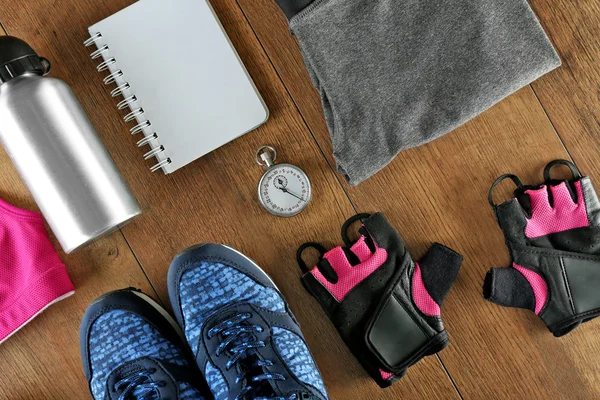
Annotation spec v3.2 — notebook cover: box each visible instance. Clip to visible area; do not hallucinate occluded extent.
[88,0,269,173]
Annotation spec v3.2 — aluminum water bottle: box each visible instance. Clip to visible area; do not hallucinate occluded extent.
[0,36,141,253]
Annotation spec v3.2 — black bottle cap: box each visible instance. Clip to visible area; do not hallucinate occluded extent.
[0,36,51,83]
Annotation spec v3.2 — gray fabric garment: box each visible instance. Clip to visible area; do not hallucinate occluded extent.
[281,0,561,185]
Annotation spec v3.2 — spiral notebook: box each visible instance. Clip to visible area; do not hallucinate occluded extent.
[85,0,269,173]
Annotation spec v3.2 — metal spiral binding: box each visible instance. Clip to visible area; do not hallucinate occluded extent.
[97,58,116,72]
[103,70,123,85]
[124,108,144,122]
[137,133,158,147]
[90,45,109,60]
[85,32,171,173]
[150,158,171,173]
[117,95,137,110]
[130,121,151,135]
[111,83,130,97]
[84,32,102,47]
[143,146,165,160]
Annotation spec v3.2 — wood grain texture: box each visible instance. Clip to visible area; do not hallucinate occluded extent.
[237,0,600,398]
[524,2,600,395]
[0,0,460,399]
[528,1,600,177]
[116,0,459,398]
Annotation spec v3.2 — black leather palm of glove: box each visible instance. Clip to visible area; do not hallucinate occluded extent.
[485,160,600,337]
[297,213,463,388]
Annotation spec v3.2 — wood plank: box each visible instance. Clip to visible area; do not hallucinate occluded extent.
[522,1,600,395]
[1,0,461,399]
[237,1,600,398]
[528,1,600,176]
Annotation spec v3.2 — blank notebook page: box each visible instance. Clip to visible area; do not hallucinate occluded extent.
[89,0,268,173]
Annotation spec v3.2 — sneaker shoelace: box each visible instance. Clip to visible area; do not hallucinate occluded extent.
[208,313,298,400]
[114,368,165,400]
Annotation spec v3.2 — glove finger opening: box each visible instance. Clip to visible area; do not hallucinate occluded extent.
[525,181,588,238]
[297,244,350,285]
[349,235,374,262]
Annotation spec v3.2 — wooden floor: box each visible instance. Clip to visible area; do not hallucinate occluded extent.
[2,0,600,398]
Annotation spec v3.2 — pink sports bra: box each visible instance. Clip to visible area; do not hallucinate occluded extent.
[0,196,75,344]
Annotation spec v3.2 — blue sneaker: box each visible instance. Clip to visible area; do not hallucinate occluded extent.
[168,244,329,400]
[80,289,207,399]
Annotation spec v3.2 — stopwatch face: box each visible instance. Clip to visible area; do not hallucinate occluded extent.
[258,163,312,217]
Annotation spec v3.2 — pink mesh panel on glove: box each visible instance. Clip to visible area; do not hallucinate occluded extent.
[298,213,463,387]
[525,181,589,238]
[485,160,600,337]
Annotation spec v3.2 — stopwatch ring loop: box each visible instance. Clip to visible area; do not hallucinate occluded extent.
[256,146,277,167]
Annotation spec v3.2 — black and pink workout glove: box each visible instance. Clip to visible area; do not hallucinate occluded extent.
[296,213,463,387]
[485,160,600,337]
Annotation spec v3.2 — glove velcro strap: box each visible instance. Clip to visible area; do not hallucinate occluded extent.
[364,289,449,381]
[545,256,600,336]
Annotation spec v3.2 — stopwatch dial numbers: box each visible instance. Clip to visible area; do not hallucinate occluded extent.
[260,166,311,216]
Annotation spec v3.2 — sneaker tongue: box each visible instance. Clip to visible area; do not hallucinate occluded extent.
[213,309,296,399]
[236,342,278,398]
[231,334,285,399]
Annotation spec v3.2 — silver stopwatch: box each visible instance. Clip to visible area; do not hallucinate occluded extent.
[256,146,312,217]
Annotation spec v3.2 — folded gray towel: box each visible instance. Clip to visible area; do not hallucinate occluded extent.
[276,0,561,185]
